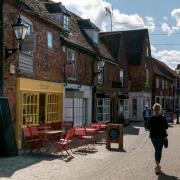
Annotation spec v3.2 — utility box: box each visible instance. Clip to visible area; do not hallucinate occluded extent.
[0,97,18,157]
[106,124,123,151]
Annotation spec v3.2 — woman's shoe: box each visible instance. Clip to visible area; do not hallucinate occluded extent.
[155,166,161,175]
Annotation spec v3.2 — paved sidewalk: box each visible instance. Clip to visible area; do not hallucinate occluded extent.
[0,122,180,180]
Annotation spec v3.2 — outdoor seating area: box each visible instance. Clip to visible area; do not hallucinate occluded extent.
[22,122,108,157]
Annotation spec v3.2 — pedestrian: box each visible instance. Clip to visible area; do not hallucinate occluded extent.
[146,103,168,175]
[143,104,152,130]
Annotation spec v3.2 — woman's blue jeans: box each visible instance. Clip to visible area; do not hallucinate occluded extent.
[151,138,164,163]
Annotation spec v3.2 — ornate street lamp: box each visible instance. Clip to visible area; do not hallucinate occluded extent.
[5,15,28,59]
[93,58,105,77]
[12,15,28,42]
[98,59,105,68]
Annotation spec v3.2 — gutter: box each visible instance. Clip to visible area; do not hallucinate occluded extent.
[0,0,4,96]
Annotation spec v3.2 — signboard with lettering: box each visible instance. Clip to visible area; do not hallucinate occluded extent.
[106,124,123,150]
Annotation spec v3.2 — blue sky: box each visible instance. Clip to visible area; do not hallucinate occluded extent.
[54,0,180,69]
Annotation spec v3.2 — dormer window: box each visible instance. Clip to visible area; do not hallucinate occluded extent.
[93,31,98,44]
[63,15,69,31]
[85,30,98,44]
[77,19,100,44]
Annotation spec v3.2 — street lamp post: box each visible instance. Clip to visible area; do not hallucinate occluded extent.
[175,66,180,124]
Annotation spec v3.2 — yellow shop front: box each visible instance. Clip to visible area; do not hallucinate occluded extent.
[16,78,64,149]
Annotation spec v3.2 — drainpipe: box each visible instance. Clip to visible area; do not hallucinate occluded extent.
[0,0,4,96]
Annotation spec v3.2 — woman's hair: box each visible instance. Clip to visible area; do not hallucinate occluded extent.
[153,103,162,111]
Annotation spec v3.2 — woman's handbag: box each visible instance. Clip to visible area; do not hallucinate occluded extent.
[163,138,168,148]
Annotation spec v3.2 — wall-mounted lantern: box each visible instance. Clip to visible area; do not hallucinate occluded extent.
[5,15,28,59]
[93,58,105,77]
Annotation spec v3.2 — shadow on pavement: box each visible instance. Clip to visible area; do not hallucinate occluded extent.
[129,122,144,128]
[0,153,71,178]
[107,148,126,152]
[168,124,175,128]
[158,172,179,180]
[124,125,140,135]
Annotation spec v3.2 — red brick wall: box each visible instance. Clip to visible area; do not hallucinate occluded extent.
[128,37,153,92]
[3,2,66,124]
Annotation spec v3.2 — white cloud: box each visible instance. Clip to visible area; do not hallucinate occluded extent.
[160,9,180,36]
[151,45,180,69]
[145,16,155,32]
[53,0,155,32]
[163,16,168,21]
[161,23,173,35]
[171,9,180,27]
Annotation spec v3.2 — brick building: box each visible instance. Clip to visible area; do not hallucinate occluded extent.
[2,0,66,148]
[123,29,153,121]
[152,58,178,112]
[100,29,153,122]
[99,32,129,124]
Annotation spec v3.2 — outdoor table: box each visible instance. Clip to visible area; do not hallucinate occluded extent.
[38,130,64,144]
[85,128,98,134]
[89,123,107,130]
[74,128,86,136]
[74,128,97,135]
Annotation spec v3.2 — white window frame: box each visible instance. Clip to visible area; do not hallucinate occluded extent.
[47,31,53,48]
[120,69,124,87]
[98,63,104,84]
[97,98,110,122]
[162,80,164,90]
[166,80,168,89]
[156,78,159,88]
[67,48,76,79]
[63,15,69,31]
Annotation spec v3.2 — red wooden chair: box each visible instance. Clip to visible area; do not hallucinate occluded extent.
[75,128,97,150]
[54,128,75,157]
[22,127,42,153]
[29,127,47,151]
[88,123,106,143]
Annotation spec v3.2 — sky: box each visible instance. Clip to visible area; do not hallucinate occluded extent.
[53,0,180,70]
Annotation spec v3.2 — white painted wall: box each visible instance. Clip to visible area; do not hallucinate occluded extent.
[128,91,152,121]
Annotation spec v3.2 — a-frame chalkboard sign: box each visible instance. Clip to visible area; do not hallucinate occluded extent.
[0,97,18,157]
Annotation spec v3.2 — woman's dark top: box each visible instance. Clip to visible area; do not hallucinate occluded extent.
[147,115,168,139]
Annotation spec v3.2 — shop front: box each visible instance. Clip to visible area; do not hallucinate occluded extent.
[64,84,92,127]
[129,92,151,121]
[16,78,64,149]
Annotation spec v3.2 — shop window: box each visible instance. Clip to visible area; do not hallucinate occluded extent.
[97,98,110,122]
[22,93,39,126]
[64,98,87,127]
[46,94,60,123]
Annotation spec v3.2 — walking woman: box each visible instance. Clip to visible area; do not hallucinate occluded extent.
[146,103,168,175]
